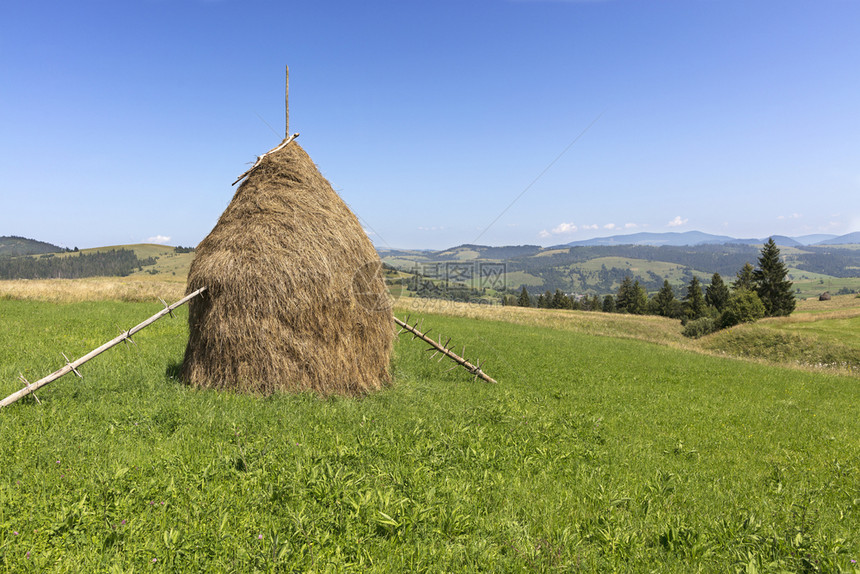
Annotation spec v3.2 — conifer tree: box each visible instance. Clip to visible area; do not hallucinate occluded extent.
[705,272,730,312]
[517,286,531,307]
[602,294,616,313]
[628,280,648,315]
[654,279,677,317]
[754,238,796,316]
[616,276,635,313]
[552,289,567,309]
[683,276,706,320]
[542,291,552,308]
[733,263,756,292]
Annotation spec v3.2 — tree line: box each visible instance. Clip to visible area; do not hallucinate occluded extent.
[0,249,156,280]
[506,238,796,336]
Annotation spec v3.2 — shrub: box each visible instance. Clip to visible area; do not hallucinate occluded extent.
[720,289,766,328]
[682,317,719,339]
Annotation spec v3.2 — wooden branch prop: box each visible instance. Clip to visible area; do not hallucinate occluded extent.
[285,64,289,138]
[0,287,208,410]
[394,316,497,384]
[232,132,300,186]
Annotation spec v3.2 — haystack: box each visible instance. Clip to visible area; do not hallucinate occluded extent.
[181,137,393,396]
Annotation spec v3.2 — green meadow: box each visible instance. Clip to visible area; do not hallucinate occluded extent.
[0,298,858,572]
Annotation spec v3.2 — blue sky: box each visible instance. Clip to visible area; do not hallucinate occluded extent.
[2,0,858,250]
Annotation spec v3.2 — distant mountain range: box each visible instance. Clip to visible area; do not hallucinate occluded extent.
[559,231,860,248]
[815,232,860,245]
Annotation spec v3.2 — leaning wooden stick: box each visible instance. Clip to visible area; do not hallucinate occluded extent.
[232,132,300,186]
[394,316,497,384]
[0,287,208,410]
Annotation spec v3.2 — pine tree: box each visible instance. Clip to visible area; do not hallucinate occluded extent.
[754,238,796,316]
[628,280,648,315]
[684,276,706,320]
[733,262,756,292]
[552,289,567,309]
[616,276,635,313]
[517,286,531,307]
[654,279,677,317]
[705,272,730,312]
[543,291,553,309]
[602,295,616,313]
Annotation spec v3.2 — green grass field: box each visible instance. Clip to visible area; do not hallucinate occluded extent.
[700,295,860,374]
[791,273,860,300]
[1,297,858,572]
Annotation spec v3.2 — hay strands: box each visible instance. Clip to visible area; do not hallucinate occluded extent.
[394,316,497,384]
[0,287,208,410]
[232,132,300,186]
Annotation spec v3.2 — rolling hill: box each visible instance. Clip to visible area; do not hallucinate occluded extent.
[4,232,860,300]
[379,240,860,300]
[0,235,69,257]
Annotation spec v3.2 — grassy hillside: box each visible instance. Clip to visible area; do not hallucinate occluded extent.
[701,294,860,373]
[0,236,67,257]
[0,295,858,571]
[76,244,194,281]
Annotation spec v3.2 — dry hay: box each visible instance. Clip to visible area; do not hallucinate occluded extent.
[181,139,393,396]
[0,278,185,303]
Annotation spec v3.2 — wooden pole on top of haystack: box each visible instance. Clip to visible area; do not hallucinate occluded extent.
[285,65,289,138]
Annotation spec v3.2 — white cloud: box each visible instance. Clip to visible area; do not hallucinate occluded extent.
[777,213,801,220]
[667,216,688,227]
[552,222,578,234]
[417,226,445,231]
[582,224,599,230]
[147,235,171,244]
[624,223,638,229]
[603,223,616,230]
[538,222,578,238]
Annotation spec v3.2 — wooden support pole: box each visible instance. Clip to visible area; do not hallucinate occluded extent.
[285,65,289,138]
[393,316,497,384]
[0,287,208,410]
